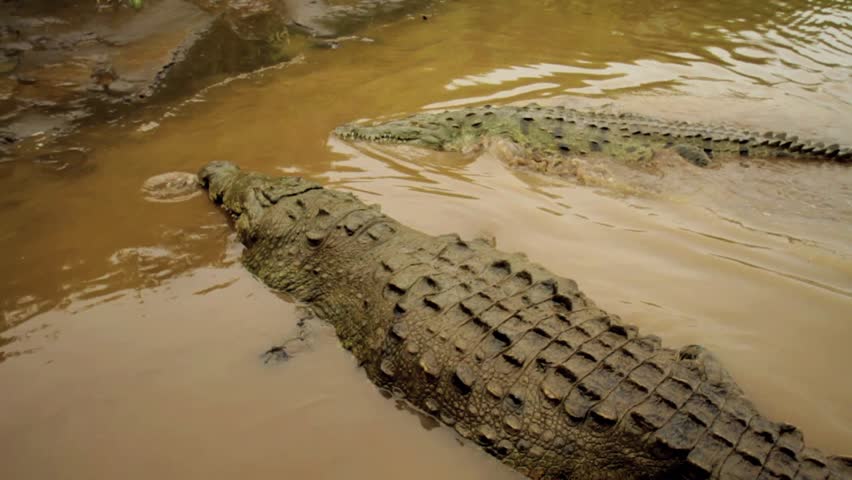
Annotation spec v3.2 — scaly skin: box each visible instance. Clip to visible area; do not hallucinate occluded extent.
[199,161,851,480]
[334,104,852,166]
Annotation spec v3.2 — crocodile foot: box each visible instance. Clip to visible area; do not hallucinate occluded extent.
[262,306,317,364]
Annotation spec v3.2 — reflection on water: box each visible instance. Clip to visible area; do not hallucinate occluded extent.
[1,0,851,476]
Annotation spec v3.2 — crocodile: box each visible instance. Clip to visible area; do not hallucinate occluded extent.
[333,104,851,168]
[198,160,851,480]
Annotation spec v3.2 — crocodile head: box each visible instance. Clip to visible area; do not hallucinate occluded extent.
[333,106,597,156]
[198,160,321,239]
[334,116,462,150]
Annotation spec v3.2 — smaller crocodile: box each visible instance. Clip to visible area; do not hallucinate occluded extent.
[334,104,851,167]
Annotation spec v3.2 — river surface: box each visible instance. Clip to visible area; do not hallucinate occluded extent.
[1,0,851,477]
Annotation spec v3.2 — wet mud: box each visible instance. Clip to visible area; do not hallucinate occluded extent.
[1,0,435,160]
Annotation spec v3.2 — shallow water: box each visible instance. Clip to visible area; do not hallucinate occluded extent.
[1,0,851,477]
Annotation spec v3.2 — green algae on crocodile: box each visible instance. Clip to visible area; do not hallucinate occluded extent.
[334,104,852,168]
[199,160,851,480]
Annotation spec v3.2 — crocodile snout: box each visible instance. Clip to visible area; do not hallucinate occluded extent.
[198,160,241,204]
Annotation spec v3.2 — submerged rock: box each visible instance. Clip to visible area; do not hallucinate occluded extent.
[0,54,19,74]
[141,171,201,203]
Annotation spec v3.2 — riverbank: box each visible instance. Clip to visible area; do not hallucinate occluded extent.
[0,0,436,162]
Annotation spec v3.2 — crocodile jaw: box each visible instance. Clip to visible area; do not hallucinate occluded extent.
[334,121,455,150]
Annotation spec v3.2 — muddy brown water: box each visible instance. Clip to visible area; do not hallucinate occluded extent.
[1,0,851,477]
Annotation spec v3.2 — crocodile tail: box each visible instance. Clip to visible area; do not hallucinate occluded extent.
[564,339,847,479]
[653,346,847,480]
[828,456,852,479]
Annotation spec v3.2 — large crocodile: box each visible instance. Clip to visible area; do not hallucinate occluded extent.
[198,160,850,480]
[333,104,851,168]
